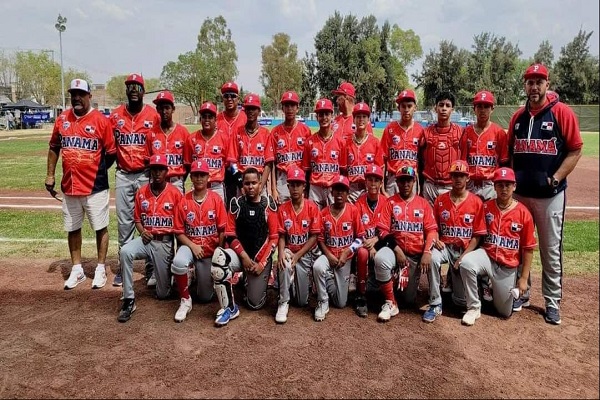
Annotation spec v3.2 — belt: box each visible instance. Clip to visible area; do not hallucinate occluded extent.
[210,181,223,187]
[169,176,183,182]
[152,234,173,241]
[120,168,147,174]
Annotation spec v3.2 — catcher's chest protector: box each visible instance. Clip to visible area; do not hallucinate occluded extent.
[426,128,461,179]
[235,197,269,259]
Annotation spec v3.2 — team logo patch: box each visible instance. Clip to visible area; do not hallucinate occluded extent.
[437,142,447,149]
[277,139,285,149]
[330,151,338,160]
[84,125,95,134]
[144,120,153,129]
[297,137,304,146]
[464,214,473,224]
[208,210,215,220]
[413,209,423,218]
[249,210,255,216]
[412,138,420,146]
[164,203,173,211]
[342,222,351,231]
[195,144,202,153]
[393,205,402,216]
[186,212,195,223]
[117,119,125,128]
[238,140,244,149]
[332,122,339,132]
[311,149,319,157]
[487,141,496,150]
[541,121,554,131]
[365,153,374,162]
[212,146,221,154]
[153,140,162,150]
[392,135,400,145]
[361,213,370,225]
[141,200,149,211]
[485,212,494,224]
[324,221,332,230]
[301,220,309,229]
[284,219,293,230]
[62,121,70,130]
[348,153,354,163]
[256,143,264,151]
[511,222,523,232]
[175,141,182,149]
[441,210,450,221]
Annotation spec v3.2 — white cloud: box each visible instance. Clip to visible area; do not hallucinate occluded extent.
[90,0,134,21]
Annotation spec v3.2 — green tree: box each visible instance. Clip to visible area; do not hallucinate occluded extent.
[533,40,554,68]
[388,23,423,85]
[0,51,17,90]
[259,33,303,112]
[299,52,318,115]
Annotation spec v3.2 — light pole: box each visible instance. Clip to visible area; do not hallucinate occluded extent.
[55,14,67,110]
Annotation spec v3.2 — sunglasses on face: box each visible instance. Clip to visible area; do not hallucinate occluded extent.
[222,93,238,100]
[126,83,143,92]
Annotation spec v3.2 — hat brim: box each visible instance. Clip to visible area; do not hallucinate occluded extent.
[149,164,168,169]
[153,99,174,105]
[524,73,548,80]
[364,173,383,179]
[68,88,90,94]
[395,97,416,104]
[396,174,416,179]
[287,178,306,183]
[330,182,349,190]
[332,89,355,98]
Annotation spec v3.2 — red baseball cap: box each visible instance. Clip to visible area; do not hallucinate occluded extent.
[190,160,210,174]
[199,101,217,116]
[286,167,306,183]
[449,160,470,175]
[364,165,384,180]
[330,175,350,190]
[332,82,356,98]
[352,102,371,116]
[243,93,261,109]
[396,165,417,179]
[473,90,495,106]
[314,98,334,113]
[493,167,516,183]
[281,91,300,104]
[524,64,549,80]
[395,89,417,104]
[149,154,168,168]
[153,90,175,105]
[221,81,239,94]
[125,73,145,88]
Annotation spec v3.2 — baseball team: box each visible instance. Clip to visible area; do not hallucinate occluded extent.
[44,63,583,327]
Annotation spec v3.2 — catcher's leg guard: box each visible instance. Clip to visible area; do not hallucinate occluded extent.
[211,247,234,309]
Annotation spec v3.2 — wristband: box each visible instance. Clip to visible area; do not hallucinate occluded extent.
[230,238,244,256]
[349,238,363,253]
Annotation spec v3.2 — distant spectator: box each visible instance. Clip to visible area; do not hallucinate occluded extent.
[7,112,14,130]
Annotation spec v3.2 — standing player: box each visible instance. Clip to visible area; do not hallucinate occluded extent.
[270,90,312,204]
[421,91,463,206]
[346,103,384,203]
[110,73,160,287]
[425,160,486,323]
[380,89,425,196]
[331,81,373,140]
[275,167,321,323]
[508,64,583,325]
[313,175,366,321]
[170,160,227,322]
[459,167,536,326]
[117,155,183,322]
[45,78,116,290]
[184,101,229,202]
[373,165,437,322]
[353,165,387,317]
[460,90,509,200]
[302,99,348,209]
[210,168,278,326]
[147,90,189,194]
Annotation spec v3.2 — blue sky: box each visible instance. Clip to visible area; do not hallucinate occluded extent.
[2,0,598,93]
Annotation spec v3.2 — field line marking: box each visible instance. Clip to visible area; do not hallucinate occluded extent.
[0,237,97,243]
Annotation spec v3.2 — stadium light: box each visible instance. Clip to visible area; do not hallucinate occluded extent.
[55,14,67,110]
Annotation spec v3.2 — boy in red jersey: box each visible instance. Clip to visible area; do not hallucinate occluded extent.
[170,160,227,322]
[331,81,373,140]
[313,175,366,322]
[373,165,437,322]
[346,102,384,202]
[184,101,229,202]
[459,167,536,326]
[275,167,321,324]
[460,90,509,201]
[302,98,348,209]
[117,155,183,322]
[270,91,312,204]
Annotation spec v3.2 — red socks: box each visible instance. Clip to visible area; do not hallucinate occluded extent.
[174,273,190,299]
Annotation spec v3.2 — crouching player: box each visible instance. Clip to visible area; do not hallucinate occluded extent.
[459,168,536,326]
[170,160,227,322]
[374,165,437,322]
[118,155,183,322]
[275,167,321,323]
[210,167,278,326]
[313,175,365,322]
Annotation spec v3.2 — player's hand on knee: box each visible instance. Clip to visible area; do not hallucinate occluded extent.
[191,243,204,259]
[433,239,445,251]
[420,251,432,274]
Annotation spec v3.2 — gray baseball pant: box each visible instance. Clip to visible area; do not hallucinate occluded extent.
[514,191,565,310]
[275,169,290,204]
[120,236,174,300]
[430,245,466,307]
[422,180,452,207]
[309,184,332,209]
[459,248,517,317]
[373,247,421,306]
[278,250,314,306]
[115,169,149,247]
[168,176,185,194]
[348,182,365,203]
[468,180,496,201]
[312,254,351,308]
[209,182,225,204]
[171,246,214,303]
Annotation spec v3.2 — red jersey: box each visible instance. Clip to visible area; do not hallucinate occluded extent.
[147,123,189,178]
[354,193,387,239]
[482,200,536,268]
[319,203,366,258]
[227,126,274,174]
[49,108,116,196]
[380,121,425,174]
[459,122,509,180]
[433,192,487,250]
[184,128,229,183]
[378,194,437,256]
[216,110,247,140]
[302,132,347,187]
[422,123,463,184]
[346,134,384,184]
[278,199,322,253]
[270,121,312,173]
[173,190,227,257]
[134,183,183,235]
[333,114,373,141]
[110,104,160,173]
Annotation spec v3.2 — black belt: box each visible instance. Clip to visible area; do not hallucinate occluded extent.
[152,234,173,241]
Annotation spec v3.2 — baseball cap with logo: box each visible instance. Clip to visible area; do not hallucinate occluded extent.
[473,90,495,106]
[199,101,217,116]
[331,82,356,98]
[243,93,261,109]
[281,91,300,104]
[125,73,145,88]
[364,165,384,180]
[314,98,334,113]
[149,154,168,168]
[221,81,239,94]
[68,78,91,94]
[153,90,175,105]
[449,160,470,175]
[395,89,417,104]
[396,165,417,179]
[286,167,306,183]
[352,102,371,116]
[493,167,516,183]
[330,175,350,190]
[523,64,549,80]
[190,160,210,174]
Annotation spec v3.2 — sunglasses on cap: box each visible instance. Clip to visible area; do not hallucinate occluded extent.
[222,93,238,100]
[449,163,468,174]
[397,166,416,177]
[126,83,143,92]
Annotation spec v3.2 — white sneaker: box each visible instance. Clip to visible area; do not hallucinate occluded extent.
[147,274,157,287]
[462,308,481,326]
[174,297,193,323]
[314,301,329,322]
[91,268,107,289]
[64,267,86,290]
[377,300,399,322]
[275,302,289,324]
